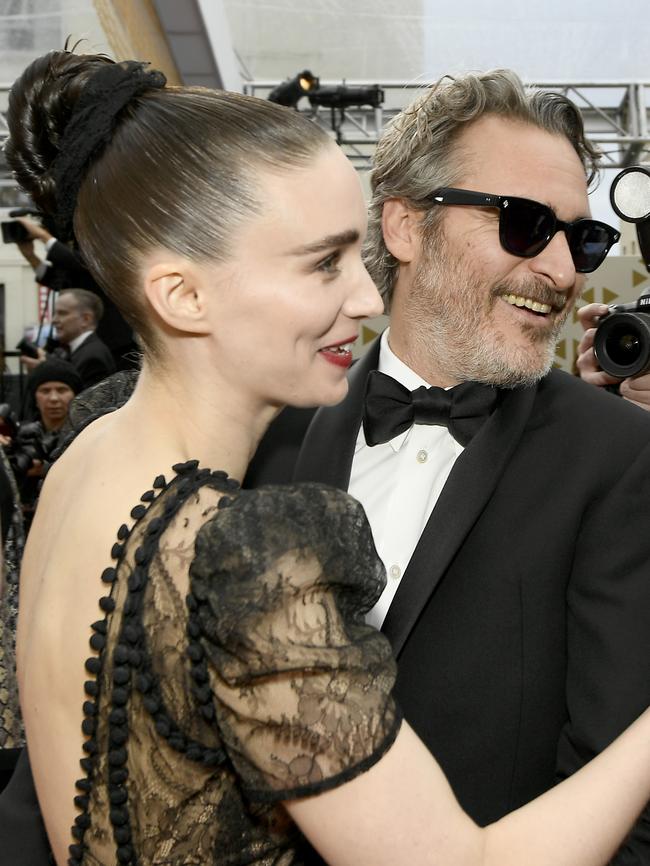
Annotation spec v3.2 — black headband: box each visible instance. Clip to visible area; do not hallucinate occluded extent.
[52,60,166,241]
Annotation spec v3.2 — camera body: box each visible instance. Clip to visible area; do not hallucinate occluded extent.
[7,421,59,477]
[15,337,40,359]
[593,293,650,379]
[1,221,30,244]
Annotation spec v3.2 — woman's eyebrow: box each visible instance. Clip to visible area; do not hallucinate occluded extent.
[288,229,360,256]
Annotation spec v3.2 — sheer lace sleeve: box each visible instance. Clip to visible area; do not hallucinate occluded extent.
[189,483,402,803]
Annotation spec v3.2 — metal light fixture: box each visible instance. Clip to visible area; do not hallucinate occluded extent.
[268,70,320,108]
[308,83,384,110]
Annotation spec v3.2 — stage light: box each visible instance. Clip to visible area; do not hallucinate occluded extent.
[308,84,384,110]
[268,70,320,108]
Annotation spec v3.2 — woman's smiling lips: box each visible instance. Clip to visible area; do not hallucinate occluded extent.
[318,336,357,368]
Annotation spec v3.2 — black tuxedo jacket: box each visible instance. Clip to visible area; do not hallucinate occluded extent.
[251,336,650,863]
[69,331,116,390]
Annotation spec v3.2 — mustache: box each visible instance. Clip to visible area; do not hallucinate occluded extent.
[492,278,567,313]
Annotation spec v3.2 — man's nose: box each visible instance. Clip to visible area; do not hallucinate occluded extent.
[527,230,577,292]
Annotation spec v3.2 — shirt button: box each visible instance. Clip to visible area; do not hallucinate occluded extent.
[389,564,401,580]
[416,449,428,463]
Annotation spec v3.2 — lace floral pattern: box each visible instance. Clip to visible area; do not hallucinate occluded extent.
[0,448,26,750]
[74,465,401,866]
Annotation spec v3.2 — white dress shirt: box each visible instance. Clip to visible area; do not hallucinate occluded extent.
[68,330,94,354]
[348,330,464,629]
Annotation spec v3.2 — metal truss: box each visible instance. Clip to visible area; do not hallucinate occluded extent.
[0,79,648,203]
[245,80,650,172]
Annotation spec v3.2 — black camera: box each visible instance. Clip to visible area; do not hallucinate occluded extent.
[16,337,40,359]
[593,293,650,378]
[1,220,30,244]
[7,422,58,477]
[593,167,650,379]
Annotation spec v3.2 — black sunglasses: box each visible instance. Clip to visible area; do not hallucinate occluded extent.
[429,188,620,274]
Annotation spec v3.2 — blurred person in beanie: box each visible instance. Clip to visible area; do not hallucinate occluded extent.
[6,360,82,529]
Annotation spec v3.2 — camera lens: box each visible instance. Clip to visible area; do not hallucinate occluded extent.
[594,311,650,378]
[608,328,640,364]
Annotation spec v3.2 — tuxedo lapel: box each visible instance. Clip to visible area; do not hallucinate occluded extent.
[293,338,381,487]
[382,381,538,657]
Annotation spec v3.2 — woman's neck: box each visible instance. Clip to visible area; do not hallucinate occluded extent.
[119,360,280,484]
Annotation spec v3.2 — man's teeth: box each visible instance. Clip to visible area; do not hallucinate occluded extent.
[502,294,552,315]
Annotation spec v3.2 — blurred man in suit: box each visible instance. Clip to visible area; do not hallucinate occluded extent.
[22,289,115,389]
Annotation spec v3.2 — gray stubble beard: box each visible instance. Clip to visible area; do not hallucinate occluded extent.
[402,239,571,389]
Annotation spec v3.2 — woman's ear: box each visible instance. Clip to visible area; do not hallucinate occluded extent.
[143,260,211,335]
[381,199,420,264]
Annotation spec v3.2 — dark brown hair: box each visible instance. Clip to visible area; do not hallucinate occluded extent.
[6,50,331,358]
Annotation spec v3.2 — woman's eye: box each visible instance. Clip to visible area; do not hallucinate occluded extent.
[316,251,341,275]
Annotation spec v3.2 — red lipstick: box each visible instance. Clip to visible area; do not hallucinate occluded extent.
[319,336,356,369]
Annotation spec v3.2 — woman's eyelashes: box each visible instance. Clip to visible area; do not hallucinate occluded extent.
[315,250,342,276]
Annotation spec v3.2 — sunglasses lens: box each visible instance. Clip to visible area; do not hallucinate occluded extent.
[500,199,555,257]
[568,223,614,273]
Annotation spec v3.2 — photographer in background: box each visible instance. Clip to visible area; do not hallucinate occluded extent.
[9,215,138,370]
[4,359,81,530]
[576,302,650,410]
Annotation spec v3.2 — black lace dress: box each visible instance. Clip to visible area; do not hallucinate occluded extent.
[70,461,401,865]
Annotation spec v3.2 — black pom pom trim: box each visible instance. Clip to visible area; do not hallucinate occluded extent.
[109,768,129,785]
[99,596,116,613]
[109,786,128,805]
[114,825,131,844]
[130,504,147,520]
[108,747,128,767]
[172,459,199,474]
[70,461,236,861]
[89,633,106,651]
[113,645,129,665]
[109,806,128,826]
[85,657,102,675]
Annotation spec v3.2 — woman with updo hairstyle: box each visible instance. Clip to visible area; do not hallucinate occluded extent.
[6,48,650,866]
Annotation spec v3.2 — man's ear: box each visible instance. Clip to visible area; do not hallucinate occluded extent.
[80,309,94,329]
[143,260,210,335]
[381,199,421,264]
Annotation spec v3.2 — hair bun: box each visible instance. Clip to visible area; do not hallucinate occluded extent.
[5,50,115,219]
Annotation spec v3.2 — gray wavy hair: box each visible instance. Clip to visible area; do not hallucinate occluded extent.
[365,69,601,307]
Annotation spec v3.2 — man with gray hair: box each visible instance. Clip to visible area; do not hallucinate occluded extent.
[22,288,116,390]
[257,69,650,862]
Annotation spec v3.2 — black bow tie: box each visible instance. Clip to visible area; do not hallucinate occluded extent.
[363,370,499,447]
